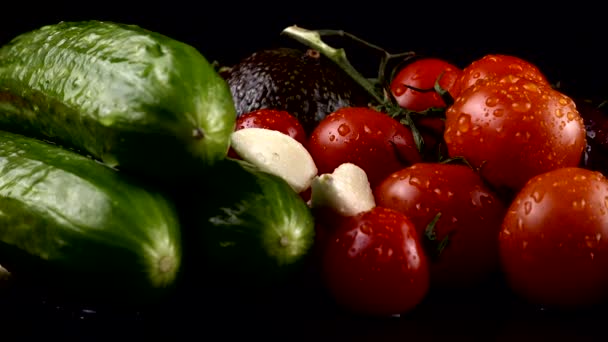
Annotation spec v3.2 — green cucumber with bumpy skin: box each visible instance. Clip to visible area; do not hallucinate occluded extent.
[0,20,235,181]
[179,158,316,289]
[0,130,182,305]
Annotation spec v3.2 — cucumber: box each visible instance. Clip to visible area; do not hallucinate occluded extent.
[179,158,316,289]
[0,130,182,305]
[0,20,236,181]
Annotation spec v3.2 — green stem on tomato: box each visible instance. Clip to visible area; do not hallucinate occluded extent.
[281,25,386,105]
[313,29,415,96]
[281,25,432,153]
[423,212,451,259]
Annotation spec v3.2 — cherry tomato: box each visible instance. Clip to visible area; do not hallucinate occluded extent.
[499,167,608,309]
[228,108,308,159]
[390,57,462,112]
[308,107,422,188]
[451,54,549,98]
[374,162,507,288]
[444,74,587,194]
[234,108,308,146]
[321,206,430,316]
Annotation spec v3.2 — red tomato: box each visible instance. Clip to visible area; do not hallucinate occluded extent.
[308,107,422,188]
[390,57,463,112]
[499,167,608,309]
[309,206,349,266]
[374,163,507,288]
[321,206,430,316]
[451,54,549,98]
[234,109,308,146]
[228,108,308,159]
[444,74,587,194]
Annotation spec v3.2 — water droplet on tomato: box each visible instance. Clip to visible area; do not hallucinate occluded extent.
[493,108,504,117]
[363,125,371,134]
[517,218,524,231]
[524,201,532,214]
[555,108,564,118]
[393,84,406,96]
[572,199,586,210]
[409,177,422,187]
[512,101,531,112]
[508,63,524,72]
[360,223,373,234]
[485,96,499,107]
[590,252,595,260]
[329,134,335,141]
[522,240,528,249]
[567,111,576,121]
[338,124,351,136]
[508,85,520,92]
[471,125,481,136]
[531,191,544,202]
[522,82,539,92]
[574,174,587,181]
[457,114,471,133]
[444,130,453,143]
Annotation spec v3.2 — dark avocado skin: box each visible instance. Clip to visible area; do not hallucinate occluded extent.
[226,47,373,134]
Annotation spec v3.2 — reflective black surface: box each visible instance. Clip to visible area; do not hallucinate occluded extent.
[2,269,608,340]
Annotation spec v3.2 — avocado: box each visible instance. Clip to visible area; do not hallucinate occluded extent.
[225,47,373,134]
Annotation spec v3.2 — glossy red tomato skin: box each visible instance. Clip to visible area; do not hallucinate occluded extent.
[499,167,608,309]
[451,54,549,98]
[444,75,587,193]
[321,206,430,316]
[374,163,507,287]
[234,109,308,146]
[390,58,463,112]
[308,107,422,188]
[228,108,308,159]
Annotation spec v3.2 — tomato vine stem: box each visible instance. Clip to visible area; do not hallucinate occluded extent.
[281,25,439,153]
[281,26,385,105]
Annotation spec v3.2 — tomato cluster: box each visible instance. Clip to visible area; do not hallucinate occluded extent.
[230,52,608,317]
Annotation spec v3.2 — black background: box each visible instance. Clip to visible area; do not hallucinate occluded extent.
[1,3,607,98]
[1,3,608,341]
[1,3,607,100]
